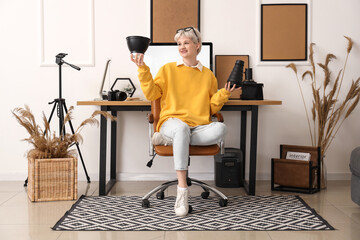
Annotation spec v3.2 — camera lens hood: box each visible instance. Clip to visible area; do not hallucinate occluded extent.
[227,60,245,88]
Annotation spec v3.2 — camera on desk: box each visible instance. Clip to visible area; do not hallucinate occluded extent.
[107,90,127,101]
[104,78,136,101]
[227,61,263,100]
[241,69,264,100]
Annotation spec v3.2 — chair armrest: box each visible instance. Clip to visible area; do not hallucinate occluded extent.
[147,113,154,123]
[146,113,155,156]
[212,113,224,122]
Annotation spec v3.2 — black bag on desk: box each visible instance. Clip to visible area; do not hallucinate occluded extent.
[241,81,264,100]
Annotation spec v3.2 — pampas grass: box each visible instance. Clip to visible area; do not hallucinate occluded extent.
[12,106,116,159]
[287,36,360,188]
[286,36,359,159]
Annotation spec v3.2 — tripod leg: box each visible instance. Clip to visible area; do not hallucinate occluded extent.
[58,99,65,136]
[74,142,91,183]
[63,102,91,183]
[47,101,58,126]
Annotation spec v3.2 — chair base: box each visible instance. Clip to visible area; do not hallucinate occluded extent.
[141,177,228,209]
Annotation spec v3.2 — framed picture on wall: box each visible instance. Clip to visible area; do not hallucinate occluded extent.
[261,4,308,61]
[215,55,249,99]
[151,0,200,43]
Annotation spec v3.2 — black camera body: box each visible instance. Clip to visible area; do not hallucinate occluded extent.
[241,81,264,100]
[227,63,264,100]
[107,90,127,101]
[104,78,136,101]
[241,68,263,100]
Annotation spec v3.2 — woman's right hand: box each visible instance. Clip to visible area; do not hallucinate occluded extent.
[130,53,145,67]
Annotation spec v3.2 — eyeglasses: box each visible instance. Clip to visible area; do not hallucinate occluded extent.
[176,27,199,42]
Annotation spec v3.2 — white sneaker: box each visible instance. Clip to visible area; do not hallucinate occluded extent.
[152,132,172,146]
[174,187,189,217]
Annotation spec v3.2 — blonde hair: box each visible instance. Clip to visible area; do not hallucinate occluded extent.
[174,27,202,54]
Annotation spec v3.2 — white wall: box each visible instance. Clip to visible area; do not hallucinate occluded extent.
[1,0,359,181]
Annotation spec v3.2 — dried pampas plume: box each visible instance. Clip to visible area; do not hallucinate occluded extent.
[286,36,360,159]
[13,106,117,159]
[287,37,360,189]
[286,63,297,74]
[344,36,353,53]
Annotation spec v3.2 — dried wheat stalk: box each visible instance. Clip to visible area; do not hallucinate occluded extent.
[286,63,314,145]
[287,36,359,158]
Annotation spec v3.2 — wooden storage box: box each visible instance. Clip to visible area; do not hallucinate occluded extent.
[27,158,78,202]
[271,145,321,194]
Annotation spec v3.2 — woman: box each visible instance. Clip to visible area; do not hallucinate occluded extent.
[131,27,239,216]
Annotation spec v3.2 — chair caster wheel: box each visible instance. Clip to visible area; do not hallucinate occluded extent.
[201,191,210,199]
[142,199,150,208]
[188,205,193,213]
[156,191,165,200]
[186,177,192,186]
[219,198,228,207]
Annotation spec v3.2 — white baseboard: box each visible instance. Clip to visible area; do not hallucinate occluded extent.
[0,172,352,181]
[327,172,352,180]
[0,173,99,182]
[117,172,352,181]
[117,173,215,181]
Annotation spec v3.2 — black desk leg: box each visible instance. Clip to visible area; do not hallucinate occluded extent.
[110,111,117,180]
[240,111,247,187]
[249,106,259,195]
[99,112,107,196]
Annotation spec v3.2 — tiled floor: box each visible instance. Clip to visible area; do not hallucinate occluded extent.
[0,180,359,240]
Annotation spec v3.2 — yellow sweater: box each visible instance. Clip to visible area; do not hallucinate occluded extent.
[138,62,230,131]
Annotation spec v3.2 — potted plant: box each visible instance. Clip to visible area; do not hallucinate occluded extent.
[12,105,116,201]
[286,36,360,188]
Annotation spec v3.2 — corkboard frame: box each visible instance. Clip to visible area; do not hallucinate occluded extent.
[255,0,312,66]
[215,55,249,99]
[150,0,200,43]
[261,4,307,61]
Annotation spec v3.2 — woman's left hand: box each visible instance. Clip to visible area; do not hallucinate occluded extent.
[224,82,241,92]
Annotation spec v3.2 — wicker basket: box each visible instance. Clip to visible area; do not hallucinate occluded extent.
[27,158,78,202]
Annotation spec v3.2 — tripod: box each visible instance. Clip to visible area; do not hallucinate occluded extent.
[24,53,90,186]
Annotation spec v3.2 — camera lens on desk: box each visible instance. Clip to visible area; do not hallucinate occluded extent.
[227,60,244,88]
[245,68,253,81]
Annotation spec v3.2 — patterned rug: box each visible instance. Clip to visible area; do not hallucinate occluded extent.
[52,195,334,231]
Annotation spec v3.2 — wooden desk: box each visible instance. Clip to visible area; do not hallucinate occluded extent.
[77,99,282,196]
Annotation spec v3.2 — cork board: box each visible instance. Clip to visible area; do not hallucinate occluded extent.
[151,0,200,43]
[261,4,307,61]
[215,55,249,99]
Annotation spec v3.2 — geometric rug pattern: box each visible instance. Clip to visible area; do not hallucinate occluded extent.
[52,195,334,231]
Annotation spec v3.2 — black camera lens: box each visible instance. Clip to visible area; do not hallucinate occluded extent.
[245,68,253,81]
[116,91,127,101]
[227,60,244,88]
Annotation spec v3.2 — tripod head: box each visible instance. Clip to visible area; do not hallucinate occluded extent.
[54,53,81,100]
[56,53,81,71]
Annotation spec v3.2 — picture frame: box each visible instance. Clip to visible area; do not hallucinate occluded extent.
[255,0,312,66]
[215,55,249,99]
[150,0,200,43]
[261,4,308,61]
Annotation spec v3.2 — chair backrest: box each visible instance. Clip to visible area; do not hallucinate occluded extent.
[151,98,161,132]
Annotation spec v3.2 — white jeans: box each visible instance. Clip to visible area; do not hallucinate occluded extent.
[159,118,227,170]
